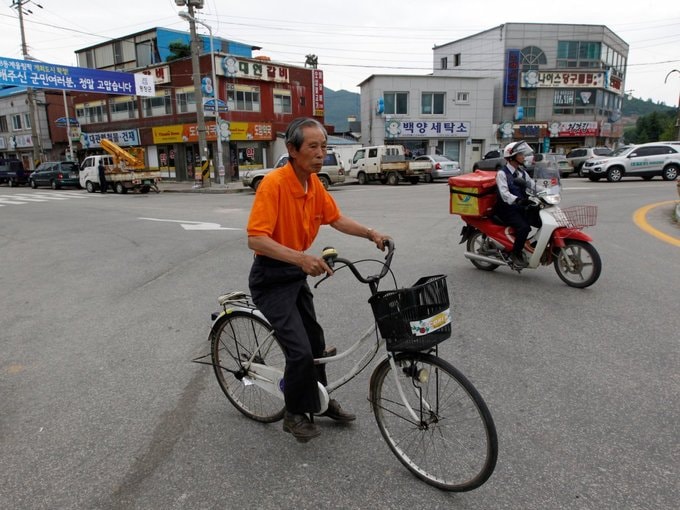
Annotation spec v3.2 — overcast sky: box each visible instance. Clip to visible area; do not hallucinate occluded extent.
[1,0,679,106]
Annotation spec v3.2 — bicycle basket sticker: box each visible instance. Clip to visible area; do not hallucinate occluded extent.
[409,309,451,336]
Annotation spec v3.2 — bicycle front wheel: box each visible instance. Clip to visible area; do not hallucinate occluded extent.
[369,352,498,491]
[210,311,285,423]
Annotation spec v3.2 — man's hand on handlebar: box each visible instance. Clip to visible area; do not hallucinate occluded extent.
[368,228,391,251]
[300,252,333,277]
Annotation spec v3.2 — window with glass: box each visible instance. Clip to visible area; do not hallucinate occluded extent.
[383,92,408,115]
[176,87,197,113]
[23,113,31,129]
[0,115,7,132]
[521,46,547,70]
[109,96,138,121]
[440,57,448,70]
[454,53,461,66]
[135,40,155,67]
[142,90,172,117]
[456,91,470,104]
[519,90,537,119]
[76,101,105,124]
[421,92,445,115]
[556,41,602,70]
[273,89,292,114]
[11,114,22,130]
[227,84,261,112]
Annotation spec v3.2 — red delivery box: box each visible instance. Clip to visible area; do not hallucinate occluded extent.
[448,170,498,217]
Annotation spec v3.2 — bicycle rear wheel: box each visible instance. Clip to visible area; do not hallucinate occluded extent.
[210,311,285,423]
[369,352,497,491]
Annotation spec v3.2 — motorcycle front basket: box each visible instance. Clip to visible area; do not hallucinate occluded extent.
[368,275,451,352]
[551,205,598,228]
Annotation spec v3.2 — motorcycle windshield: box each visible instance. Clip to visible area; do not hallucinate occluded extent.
[532,162,562,195]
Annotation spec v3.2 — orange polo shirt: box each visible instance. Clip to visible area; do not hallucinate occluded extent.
[247,162,341,252]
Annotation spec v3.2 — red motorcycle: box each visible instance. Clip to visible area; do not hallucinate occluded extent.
[449,166,601,288]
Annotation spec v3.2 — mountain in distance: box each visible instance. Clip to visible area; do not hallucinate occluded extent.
[321,87,675,133]
[323,87,360,133]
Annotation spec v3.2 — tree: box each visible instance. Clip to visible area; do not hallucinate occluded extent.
[623,110,677,144]
[166,41,191,62]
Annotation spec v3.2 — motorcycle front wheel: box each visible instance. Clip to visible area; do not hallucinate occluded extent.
[466,230,500,271]
[553,240,601,288]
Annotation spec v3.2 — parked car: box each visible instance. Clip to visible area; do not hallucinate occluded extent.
[472,147,534,171]
[581,143,680,182]
[565,147,612,177]
[29,161,81,189]
[415,155,461,182]
[527,153,573,178]
[0,158,30,187]
[242,150,345,191]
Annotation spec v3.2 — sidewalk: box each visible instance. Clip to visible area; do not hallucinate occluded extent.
[158,179,251,194]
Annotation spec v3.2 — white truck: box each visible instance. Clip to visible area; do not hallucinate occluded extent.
[349,145,431,185]
[80,139,160,194]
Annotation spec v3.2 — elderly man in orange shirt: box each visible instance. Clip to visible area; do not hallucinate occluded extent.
[247,117,390,442]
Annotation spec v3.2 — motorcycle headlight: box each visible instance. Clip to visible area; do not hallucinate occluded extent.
[544,194,561,205]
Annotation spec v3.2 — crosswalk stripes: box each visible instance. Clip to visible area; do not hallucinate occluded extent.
[0,191,91,207]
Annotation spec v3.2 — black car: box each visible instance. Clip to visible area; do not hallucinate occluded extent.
[0,158,30,187]
[29,161,81,189]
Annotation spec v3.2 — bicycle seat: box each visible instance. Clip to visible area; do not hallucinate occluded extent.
[218,291,247,306]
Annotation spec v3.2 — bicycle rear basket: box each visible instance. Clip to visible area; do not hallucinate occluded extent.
[368,275,451,352]
[551,205,598,228]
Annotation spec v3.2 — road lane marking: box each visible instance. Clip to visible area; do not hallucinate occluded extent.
[139,217,241,231]
[633,201,680,247]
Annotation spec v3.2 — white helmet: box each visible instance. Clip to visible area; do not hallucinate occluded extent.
[503,140,533,160]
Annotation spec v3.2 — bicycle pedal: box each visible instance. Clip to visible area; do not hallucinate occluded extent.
[322,346,337,357]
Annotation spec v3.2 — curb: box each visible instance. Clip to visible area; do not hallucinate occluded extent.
[159,184,251,194]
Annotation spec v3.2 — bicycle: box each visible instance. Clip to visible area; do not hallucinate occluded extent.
[199,241,498,492]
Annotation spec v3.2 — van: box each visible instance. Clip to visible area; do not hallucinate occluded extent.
[0,159,29,187]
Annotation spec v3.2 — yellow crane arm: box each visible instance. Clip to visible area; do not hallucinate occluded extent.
[100,139,145,170]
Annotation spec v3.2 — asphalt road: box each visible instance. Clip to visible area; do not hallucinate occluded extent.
[1,180,678,509]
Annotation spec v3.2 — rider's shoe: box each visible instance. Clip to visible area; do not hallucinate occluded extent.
[319,399,356,422]
[283,411,321,442]
[510,252,528,268]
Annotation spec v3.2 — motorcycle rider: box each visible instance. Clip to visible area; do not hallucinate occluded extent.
[494,140,541,268]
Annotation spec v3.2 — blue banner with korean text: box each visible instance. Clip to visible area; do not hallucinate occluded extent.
[0,56,155,97]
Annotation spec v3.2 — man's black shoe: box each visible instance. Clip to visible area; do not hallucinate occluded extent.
[510,252,528,268]
[319,399,356,422]
[282,411,320,442]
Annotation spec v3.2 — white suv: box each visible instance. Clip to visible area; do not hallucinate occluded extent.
[581,143,680,182]
[565,147,612,177]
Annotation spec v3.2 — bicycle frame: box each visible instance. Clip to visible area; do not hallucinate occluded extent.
[214,301,424,422]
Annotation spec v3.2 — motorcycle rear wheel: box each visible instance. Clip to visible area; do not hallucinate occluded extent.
[466,230,500,271]
[553,240,601,288]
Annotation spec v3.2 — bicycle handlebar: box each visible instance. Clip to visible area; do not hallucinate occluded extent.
[320,239,395,285]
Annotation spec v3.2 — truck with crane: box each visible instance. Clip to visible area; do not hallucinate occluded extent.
[79,139,161,194]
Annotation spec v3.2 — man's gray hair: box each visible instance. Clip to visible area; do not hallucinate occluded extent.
[285,117,327,151]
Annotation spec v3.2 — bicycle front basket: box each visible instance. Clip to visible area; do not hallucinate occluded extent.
[368,275,451,352]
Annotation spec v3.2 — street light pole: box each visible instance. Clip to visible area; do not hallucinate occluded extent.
[181,2,210,187]
[13,0,42,166]
[179,12,224,185]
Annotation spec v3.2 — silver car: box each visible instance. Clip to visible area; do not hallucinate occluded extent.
[416,155,461,182]
[242,150,346,191]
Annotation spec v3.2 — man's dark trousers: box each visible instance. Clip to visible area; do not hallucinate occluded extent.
[249,256,327,415]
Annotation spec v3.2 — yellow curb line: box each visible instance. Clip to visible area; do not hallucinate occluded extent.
[633,201,680,247]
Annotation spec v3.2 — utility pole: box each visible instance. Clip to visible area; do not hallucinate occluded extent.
[176,0,210,187]
[13,0,42,167]
[664,70,680,141]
